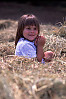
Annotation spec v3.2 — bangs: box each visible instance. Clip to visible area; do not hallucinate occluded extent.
[24,18,39,27]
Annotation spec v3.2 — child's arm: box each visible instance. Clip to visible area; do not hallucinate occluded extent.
[35,36,46,62]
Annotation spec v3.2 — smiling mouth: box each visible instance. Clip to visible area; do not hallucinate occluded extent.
[29,35,35,36]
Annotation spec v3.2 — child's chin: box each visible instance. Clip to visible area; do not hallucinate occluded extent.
[29,38,35,41]
[30,40,34,42]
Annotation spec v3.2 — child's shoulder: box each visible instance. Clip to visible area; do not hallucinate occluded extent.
[17,38,34,47]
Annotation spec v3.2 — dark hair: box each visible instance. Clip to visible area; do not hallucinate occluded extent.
[15,14,40,48]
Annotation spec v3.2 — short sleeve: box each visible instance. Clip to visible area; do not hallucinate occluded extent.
[21,43,36,58]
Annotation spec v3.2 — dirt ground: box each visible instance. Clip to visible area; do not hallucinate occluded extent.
[0,2,66,24]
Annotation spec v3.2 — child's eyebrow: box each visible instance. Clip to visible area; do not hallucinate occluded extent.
[26,25,36,27]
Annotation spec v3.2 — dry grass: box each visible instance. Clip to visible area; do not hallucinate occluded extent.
[0,19,66,99]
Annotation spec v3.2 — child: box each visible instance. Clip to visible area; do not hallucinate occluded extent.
[15,14,54,63]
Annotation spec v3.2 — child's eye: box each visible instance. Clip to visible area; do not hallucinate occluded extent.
[26,27,31,30]
[34,27,37,30]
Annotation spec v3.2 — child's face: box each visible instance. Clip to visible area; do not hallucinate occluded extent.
[23,25,38,41]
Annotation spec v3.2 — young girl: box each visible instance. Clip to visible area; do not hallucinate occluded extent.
[15,14,54,63]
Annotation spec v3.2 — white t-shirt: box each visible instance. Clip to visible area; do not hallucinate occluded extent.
[15,38,45,63]
[15,38,36,58]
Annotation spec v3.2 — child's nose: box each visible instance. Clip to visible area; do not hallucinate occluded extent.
[31,29,34,32]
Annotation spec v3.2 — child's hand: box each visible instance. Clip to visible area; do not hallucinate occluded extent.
[34,36,39,46]
[44,51,54,62]
[37,36,46,46]
[35,36,46,46]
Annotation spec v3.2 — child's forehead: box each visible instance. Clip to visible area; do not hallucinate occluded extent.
[24,20,39,26]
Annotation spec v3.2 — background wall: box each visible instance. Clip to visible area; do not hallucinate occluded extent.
[0,0,66,6]
[0,0,66,24]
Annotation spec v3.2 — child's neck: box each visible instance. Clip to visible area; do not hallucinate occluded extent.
[22,37,35,42]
